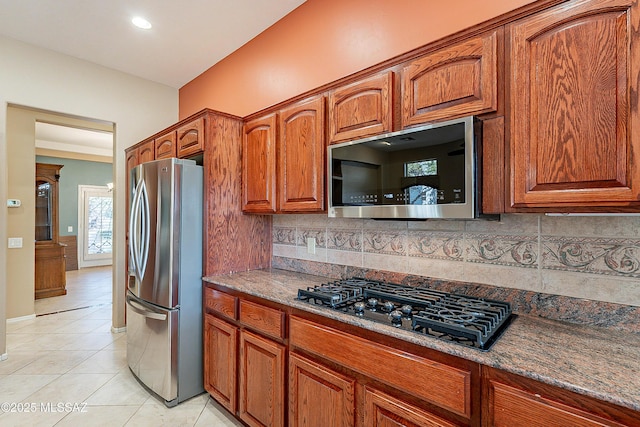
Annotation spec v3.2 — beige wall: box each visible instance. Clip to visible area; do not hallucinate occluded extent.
[6,107,114,320]
[0,35,178,358]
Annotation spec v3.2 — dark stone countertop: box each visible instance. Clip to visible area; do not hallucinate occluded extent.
[203,268,640,412]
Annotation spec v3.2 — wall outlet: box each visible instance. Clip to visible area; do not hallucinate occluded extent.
[307,237,316,254]
[8,237,23,248]
[67,226,73,232]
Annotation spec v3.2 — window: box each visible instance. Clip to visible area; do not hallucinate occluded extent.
[404,159,439,205]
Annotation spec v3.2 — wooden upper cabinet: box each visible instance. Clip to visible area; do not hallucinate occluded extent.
[177,116,205,158]
[402,30,498,127]
[508,0,640,208]
[154,130,176,159]
[138,140,155,164]
[278,96,326,212]
[242,114,277,213]
[328,71,393,144]
[125,148,139,175]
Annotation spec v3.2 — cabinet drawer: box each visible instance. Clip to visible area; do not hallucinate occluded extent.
[239,300,284,340]
[204,288,237,320]
[289,316,471,418]
[489,381,627,427]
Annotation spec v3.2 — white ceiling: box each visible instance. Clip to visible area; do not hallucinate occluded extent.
[1,0,306,157]
[0,0,305,88]
[35,122,114,158]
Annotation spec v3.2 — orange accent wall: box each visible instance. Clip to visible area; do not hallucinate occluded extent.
[179,0,536,119]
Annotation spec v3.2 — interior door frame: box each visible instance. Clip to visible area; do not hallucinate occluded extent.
[77,184,113,268]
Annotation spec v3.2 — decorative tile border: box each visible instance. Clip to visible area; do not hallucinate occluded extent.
[297,227,326,247]
[363,231,406,256]
[407,231,464,261]
[273,226,296,246]
[542,237,640,277]
[327,229,362,252]
[466,234,538,268]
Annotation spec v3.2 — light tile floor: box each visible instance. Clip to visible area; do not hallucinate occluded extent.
[2,266,242,426]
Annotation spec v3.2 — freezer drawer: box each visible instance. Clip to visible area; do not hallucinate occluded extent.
[126,293,178,403]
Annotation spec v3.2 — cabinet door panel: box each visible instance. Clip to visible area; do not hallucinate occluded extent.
[329,71,393,143]
[289,352,355,427]
[508,0,640,207]
[489,381,627,427]
[402,30,497,126]
[177,117,205,157]
[242,114,277,213]
[138,140,155,163]
[239,330,285,427]
[278,96,326,212]
[204,315,237,414]
[363,387,459,427]
[155,131,176,159]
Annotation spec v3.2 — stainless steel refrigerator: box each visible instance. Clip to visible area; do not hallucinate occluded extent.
[126,157,204,407]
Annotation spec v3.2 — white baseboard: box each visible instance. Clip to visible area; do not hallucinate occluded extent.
[1,353,7,361]
[111,326,126,333]
[6,314,36,323]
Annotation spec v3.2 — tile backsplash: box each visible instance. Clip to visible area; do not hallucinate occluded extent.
[273,214,640,308]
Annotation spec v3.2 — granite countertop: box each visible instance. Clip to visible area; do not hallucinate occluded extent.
[203,268,640,412]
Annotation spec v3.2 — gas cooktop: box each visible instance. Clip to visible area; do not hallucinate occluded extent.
[297,278,514,351]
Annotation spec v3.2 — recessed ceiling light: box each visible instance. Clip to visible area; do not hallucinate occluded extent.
[132,16,152,30]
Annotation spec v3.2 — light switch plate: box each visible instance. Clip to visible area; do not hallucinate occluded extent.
[7,199,21,208]
[67,226,73,232]
[8,237,23,248]
[307,237,316,254]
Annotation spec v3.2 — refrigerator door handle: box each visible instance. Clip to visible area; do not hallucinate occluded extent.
[126,295,167,321]
[129,179,142,283]
[138,179,150,280]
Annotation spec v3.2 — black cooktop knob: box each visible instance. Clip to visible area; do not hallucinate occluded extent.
[353,301,365,314]
[367,298,378,310]
[383,301,395,312]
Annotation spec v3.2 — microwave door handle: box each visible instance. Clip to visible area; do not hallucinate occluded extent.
[138,180,150,280]
[126,296,167,321]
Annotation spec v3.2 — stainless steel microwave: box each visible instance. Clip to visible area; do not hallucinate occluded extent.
[327,116,483,219]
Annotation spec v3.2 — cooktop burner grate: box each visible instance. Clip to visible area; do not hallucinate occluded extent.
[297,277,514,350]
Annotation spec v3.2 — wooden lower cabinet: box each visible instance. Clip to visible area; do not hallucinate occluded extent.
[483,368,637,427]
[363,387,459,427]
[239,330,286,427]
[289,352,356,427]
[203,314,237,413]
[34,243,66,299]
[204,289,640,427]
